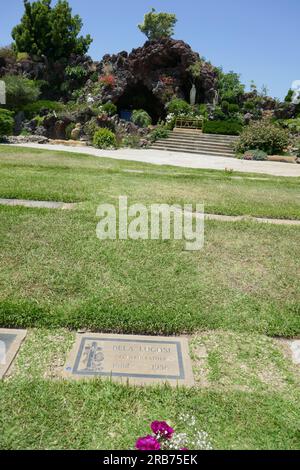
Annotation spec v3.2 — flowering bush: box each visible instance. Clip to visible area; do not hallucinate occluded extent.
[165,112,203,130]
[135,417,213,451]
[166,98,192,116]
[235,119,290,155]
[99,74,116,88]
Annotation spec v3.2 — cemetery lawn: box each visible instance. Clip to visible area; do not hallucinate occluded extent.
[1,328,300,450]
[0,146,299,450]
[0,146,299,336]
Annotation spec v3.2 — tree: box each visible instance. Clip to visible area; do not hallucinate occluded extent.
[138,8,177,41]
[12,0,92,61]
[217,69,245,104]
[2,75,41,110]
[188,60,202,82]
[285,89,293,103]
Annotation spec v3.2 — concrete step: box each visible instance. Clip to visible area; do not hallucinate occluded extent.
[173,127,203,134]
[172,132,238,142]
[151,130,238,157]
[159,138,234,150]
[151,143,235,157]
[153,143,234,155]
[154,137,235,148]
[151,148,235,157]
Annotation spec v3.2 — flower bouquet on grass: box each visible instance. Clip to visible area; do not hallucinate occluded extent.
[135,416,213,451]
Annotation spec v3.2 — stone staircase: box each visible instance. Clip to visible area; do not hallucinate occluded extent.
[151,128,238,157]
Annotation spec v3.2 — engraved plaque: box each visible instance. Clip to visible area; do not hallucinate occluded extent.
[0,329,27,379]
[63,333,194,386]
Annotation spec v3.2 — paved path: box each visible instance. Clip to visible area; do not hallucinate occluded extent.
[10,143,300,177]
[204,213,300,225]
[0,198,76,210]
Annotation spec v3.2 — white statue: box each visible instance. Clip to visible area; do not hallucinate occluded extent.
[190,84,196,106]
[212,90,219,107]
[0,81,6,105]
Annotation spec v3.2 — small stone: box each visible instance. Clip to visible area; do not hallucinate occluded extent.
[290,341,300,365]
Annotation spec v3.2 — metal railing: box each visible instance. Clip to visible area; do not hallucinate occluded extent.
[175,118,203,130]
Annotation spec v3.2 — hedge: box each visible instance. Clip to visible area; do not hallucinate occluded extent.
[203,120,243,136]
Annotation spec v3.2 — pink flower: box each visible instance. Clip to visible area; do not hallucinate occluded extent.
[136,435,161,451]
[151,421,174,439]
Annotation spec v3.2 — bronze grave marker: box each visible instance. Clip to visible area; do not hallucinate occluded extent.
[63,333,194,386]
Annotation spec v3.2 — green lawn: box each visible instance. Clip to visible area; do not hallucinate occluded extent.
[0,145,300,219]
[1,328,299,450]
[0,146,299,336]
[0,145,299,450]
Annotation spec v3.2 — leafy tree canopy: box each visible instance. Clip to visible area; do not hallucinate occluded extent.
[2,75,41,110]
[285,89,294,103]
[138,8,177,41]
[12,0,92,61]
[217,69,245,104]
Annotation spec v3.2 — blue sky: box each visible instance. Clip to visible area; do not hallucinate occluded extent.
[1,0,299,99]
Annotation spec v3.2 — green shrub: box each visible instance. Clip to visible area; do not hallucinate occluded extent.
[243,149,268,161]
[228,103,240,114]
[197,104,208,119]
[280,118,300,134]
[235,120,290,155]
[122,135,141,148]
[93,128,117,149]
[150,126,170,142]
[221,102,239,115]
[166,99,191,116]
[33,115,45,126]
[102,102,117,116]
[203,120,242,136]
[0,109,14,136]
[22,100,64,118]
[83,118,100,139]
[90,72,99,83]
[20,129,30,136]
[244,100,256,111]
[221,101,230,112]
[16,52,29,61]
[2,75,40,111]
[132,109,152,127]
[294,139,300,158]
[211,106,227,121]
